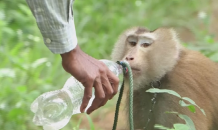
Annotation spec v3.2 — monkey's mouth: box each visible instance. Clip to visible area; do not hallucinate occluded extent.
[130,67,140,72]
[125,67,140,78]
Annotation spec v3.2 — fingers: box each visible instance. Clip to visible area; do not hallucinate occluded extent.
[77,59,120,114]
[80,81,93,113]
[86,71,119,114]
[107,69,120,97]
[101,74,114,99]
[87,78,105,114]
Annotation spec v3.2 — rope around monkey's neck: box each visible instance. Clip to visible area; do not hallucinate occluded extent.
[112,61,134,130]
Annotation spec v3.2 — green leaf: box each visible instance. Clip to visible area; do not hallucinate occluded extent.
[182,97,196,105]
[177,115,196,130]
[154,124,174,130]
[182,97,206,115]
[204,35,214,44]
[0,10,5,20]
[16,86,27,93]
[85,113,95,130]
[179,100,188,107]
[8,108,25,120]
[179,100,196,113]
[18,4,32,16]
[31,58,48,68]
[209,53,218,62]
[187,105,196,113]
[166,112,196,130]
[146,88,181,98]
[74,116,83,130]
[173,124,189,130]
[0,68,15,78]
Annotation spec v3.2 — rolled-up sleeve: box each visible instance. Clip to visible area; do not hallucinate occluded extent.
[26,0,77,54]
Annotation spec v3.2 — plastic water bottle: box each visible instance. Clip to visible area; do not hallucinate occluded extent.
[30,60,124,130]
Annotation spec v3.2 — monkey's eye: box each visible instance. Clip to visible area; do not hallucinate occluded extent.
[129,41,137,46]
[140,42,151,48]
[127,36,137,47]
[139,38,153,48]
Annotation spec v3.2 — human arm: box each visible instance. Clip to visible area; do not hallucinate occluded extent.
[26,0,119,114]
[61,45,119,113]
[26,0,77,53]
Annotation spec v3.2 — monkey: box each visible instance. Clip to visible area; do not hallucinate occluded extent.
[111,27,218,130]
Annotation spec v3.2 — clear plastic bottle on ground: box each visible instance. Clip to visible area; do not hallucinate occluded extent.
[30,60,124,130]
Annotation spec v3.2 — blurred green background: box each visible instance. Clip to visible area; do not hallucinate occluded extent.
[0,0,217,130]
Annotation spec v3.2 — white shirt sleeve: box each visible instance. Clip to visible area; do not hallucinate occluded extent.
[26,0,77,54]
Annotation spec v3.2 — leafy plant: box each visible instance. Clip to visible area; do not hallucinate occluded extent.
[146,88,206,130]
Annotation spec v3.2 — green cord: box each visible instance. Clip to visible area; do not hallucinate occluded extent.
[112,61,134,130]
[112,81,124,130]
[124,61,134,130]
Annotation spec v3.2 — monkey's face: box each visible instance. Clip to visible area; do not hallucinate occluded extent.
[112,27,181,87]
[122,32,155,85]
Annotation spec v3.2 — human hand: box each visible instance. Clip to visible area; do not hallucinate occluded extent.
[60,45,119,114]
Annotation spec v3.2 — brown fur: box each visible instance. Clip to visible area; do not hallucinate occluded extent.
[135,27,150,34]
[111,27,218,130]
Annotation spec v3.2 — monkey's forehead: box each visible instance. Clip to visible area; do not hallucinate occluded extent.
[125,30,157,40]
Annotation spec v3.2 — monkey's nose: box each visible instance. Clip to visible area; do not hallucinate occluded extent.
[126,57,134,61]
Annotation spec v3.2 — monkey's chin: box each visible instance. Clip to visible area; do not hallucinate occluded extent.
[131,69,141,76]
